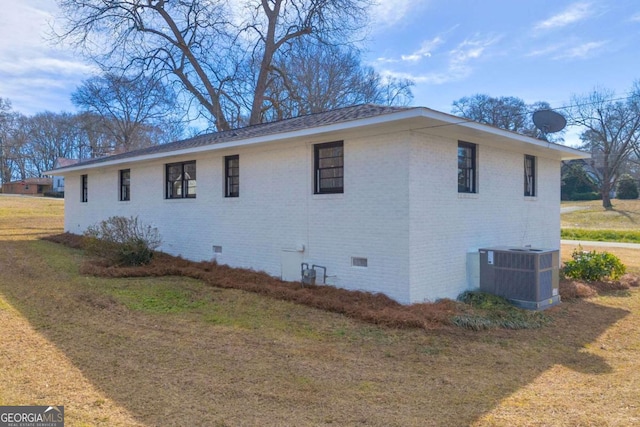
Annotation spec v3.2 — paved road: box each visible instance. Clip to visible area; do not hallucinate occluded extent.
[561,239,640,249]
[560,206,590,214]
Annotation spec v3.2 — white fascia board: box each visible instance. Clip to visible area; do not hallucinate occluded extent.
[412,108,588,160]
[47,109,423,174]
[46,107,587,174]
[463,121,587,159]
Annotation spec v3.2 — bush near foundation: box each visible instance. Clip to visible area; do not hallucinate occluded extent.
[84,216,161,266]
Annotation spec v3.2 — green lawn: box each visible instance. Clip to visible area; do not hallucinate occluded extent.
[561,199,640,230]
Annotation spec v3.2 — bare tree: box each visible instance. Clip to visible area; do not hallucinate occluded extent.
[72,73,182,153]
[56,0,372,130]
[452,94,560,141]
[22,112,82,177]
[74,112,118,159]
[5,115,31,181]
[567,84,640,208]
[0,98,14,184]
[263,42,413,121]
[244,0,369,125]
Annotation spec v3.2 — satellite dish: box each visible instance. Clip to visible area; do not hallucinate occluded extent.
[532,109,567,133]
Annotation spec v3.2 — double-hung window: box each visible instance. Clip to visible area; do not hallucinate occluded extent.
[119,169,130,201]
[314,141,344,194]
[524,155,536,197]
[81,174,88,203]
[458,141,477,193]
[166,161,196,199]
[225,155,239,197]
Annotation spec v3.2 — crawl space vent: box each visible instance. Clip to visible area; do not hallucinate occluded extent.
[351,257,368,267]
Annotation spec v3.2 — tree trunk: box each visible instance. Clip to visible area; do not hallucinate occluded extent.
[601,181,613,209]
[249,0,281,126]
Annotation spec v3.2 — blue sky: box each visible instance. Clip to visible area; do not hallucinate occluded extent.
[1,1,639,145]
[366,0,640,115]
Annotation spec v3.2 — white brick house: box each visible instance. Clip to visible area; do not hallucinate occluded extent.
[49,105,586,304]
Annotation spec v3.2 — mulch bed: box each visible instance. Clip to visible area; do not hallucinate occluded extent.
[43,232,639,330]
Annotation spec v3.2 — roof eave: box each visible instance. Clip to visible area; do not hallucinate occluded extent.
[45,107,587,174]
[46,109,422,174]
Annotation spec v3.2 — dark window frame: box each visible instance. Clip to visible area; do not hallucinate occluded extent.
[165,161,196,199]
[314,141,344,194]
[81,174,88,203]
[225,155,239,198]
[119,169,131,201]
[458,141,477,193]
[524,155,536,197]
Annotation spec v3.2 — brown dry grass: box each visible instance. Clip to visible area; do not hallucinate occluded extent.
[2,195,640,426]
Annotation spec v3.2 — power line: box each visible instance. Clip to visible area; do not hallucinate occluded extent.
[404,91,640,138]
[444,91,640,131]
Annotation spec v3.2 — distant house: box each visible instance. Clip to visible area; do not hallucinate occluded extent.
[48,105,587,304]
[2,177,53,196]
[52,158,79,193]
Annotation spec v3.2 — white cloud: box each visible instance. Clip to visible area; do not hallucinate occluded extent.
[373,27,456,65]
[554,40,608,59]
[379,34,501,86]
[526,43,564,58]
[447,34,501,77]
[377,69,437,84]
[376,56,400,64]
[370,0,429,28]
[534,2,594,31]
[527,40,608,60]
[0,1,94,114]
[0,2,57,52]
[400,36,444,62]
[0,56,95,76]
[629,13,640,23]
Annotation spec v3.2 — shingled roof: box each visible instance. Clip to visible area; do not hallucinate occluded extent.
[54,104,414,171]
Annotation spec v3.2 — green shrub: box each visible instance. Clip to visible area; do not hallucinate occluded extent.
[562,246,626,281]
[84,216,161,266]
[458,290,513,310]
[454,291,551,330]
[570,191,601,201]
[616,174,639,200]
[561,162,597,201]
[44,191,64,198]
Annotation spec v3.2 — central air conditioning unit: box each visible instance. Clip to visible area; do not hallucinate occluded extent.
[479,247,560,310]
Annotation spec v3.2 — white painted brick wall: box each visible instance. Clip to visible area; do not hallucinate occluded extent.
[63,128,561,305]
[63,134,413,302]
[409,133,561,302]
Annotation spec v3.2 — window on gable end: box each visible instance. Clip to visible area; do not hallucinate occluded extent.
[524,155,536,197]
[81,174,88,203]
[458,141,477,193]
